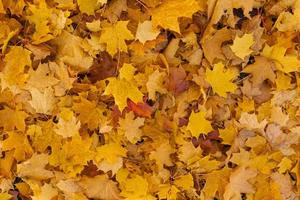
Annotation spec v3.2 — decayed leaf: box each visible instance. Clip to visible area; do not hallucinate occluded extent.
[100,21,134,55]
[205,63,237,97]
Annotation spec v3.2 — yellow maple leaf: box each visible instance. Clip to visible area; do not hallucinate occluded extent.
[119,112,145,143]
[95,142,127,174]
[117,169,155,200]
[173,174,194,190]
[158,184,179,200]
[149,142,174,169]
[104,77,143,111]
[205,62,237,97]
[77,0,99,15]
[0,106,27,132]
[2,46,31,88]
[49,136,93,176]
[262,44,300,73]
[1,132,33,161]
[54,108,80,138]
[0,193,11,200]
[99,21,134,55]
[0,151,14,177]
[73,97,104,130]
[186,110,213,137]
[230,33,254,59]
[219,123,236,145]
[27,1,54,44]
[0,0,5,13]
[151,0,201,33]
[275,71,292,91]
[277,157,292,174]
[119,63,136,81]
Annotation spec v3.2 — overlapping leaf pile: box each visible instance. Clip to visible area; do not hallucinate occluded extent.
[0,0,300,199]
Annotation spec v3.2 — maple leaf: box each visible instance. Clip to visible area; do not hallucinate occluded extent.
[119,112,145,143]
[201,28,232,64]
[201,167,231,199]
[173,174,194,190]
[146,70,167,100]
[2,46,31,88]
[49,136,93,176]
[77,0,99,15]
[0,0,4,13]
[79,175,120,199]
[117,169,155,200]
[219,123,236,145]
[205,62,237,97]
[136,20,160,44]
[73,97,104,130]
[27,1,54,44]
[29,87,56,114]
[17,154,54,180]
[31,183,58,200]
[151,0,201,33]
[0,151,14,177]
[54,108,80,138]
[149,142,174,169]
[238,112,267,132]
[104,77,143,111]
[0,107,27,132]
[262,44,300,73]
[230,33,254,60]
[223,167,257,200]
[26,63,60,90]
[243,56,276,85]
[95,143,127,174]
[1,132,33,161]
[99,21,134,55]
[51,31,93,70]
[0,193,11,200]
[187,110,213,137]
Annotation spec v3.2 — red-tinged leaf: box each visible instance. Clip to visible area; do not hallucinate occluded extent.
[127,99,153,118]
